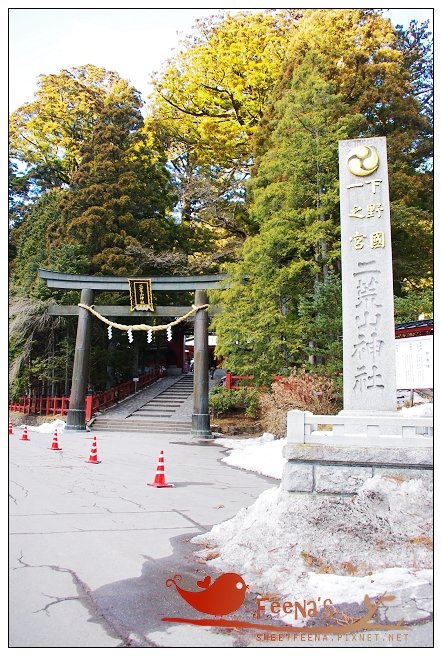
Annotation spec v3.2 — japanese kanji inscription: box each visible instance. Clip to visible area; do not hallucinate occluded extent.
[339,137,397,413]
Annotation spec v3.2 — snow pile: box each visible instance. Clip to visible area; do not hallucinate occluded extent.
[401,402,433,417]
[217,433,285,479]
[202,404,433,615]
[192,476,432,614]
[21,419,66,433]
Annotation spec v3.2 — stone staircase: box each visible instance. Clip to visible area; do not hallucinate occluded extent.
[90,375,194,434]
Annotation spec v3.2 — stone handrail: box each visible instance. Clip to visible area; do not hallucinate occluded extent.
[287,410,433,449]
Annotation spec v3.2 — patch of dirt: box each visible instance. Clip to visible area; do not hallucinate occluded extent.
[211,414,264,436]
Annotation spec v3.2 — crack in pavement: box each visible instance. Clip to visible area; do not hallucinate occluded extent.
[9,480,30,499]
[172,509,210,532]
[92,502,112,513]
[117,496,148,510]
[12,526,195,535]
[9,509,183,517]
[86,495,149,512]
[34,593,79,615]
[13,551,133,647]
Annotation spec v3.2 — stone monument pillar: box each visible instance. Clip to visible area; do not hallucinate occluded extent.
[191,289,212,438]
[280,138,432,496]
[338,137,397,414]
[65,288,94,430]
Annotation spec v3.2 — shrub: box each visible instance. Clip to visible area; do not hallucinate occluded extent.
[208,387,233,417]
[259,369,340,437]
[209,386,259,418]
[235,388,260,418]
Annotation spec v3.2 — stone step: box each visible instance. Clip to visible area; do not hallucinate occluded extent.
[162,388,193,392]
[165,384,193,387]
[91,421,191,433]
[155,397,189,400]
[92,419,191,427]
[150,395,187,398]
[159,388,192,391]
[138,402,183,407]
[167,387,193,390]
[130,413,172,418]
[130,412,175,424]
[92,418,191,424]
[92,426,191,434]
[141,408,183,412]
[137,405,182,409]
[89,375,196,430]
[140,404,182,408]
[156,393,190,397]
[151,394,188,397]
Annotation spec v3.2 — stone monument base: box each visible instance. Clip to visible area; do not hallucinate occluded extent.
[282,442,432,495]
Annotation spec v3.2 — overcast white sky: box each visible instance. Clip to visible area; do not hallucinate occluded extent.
[8,3,434,113]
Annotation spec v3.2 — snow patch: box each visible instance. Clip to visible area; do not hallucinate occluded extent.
[400,402,433,417]
[217,433,285,479]
[21,419,66,433]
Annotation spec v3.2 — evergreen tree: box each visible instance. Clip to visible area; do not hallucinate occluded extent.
[9,65,121,192]
[280,9,433,294]
[59,79,177,275]
[212,53,361,382]
[298,272,343,379]
[394,288,433,323]
[10,189,88,297]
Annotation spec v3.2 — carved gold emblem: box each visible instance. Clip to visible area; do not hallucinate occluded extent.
[128,279,154,312]
[346,145,380,176]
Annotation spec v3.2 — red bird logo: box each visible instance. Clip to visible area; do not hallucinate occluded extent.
[166,572,248,616]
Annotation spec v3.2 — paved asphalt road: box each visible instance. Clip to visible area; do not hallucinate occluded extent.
[9,426,434,649]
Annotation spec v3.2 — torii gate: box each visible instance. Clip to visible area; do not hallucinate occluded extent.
[37,269,226,438]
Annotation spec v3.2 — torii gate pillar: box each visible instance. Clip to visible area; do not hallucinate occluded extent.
[191,289,212,439]
[65,288,95,431]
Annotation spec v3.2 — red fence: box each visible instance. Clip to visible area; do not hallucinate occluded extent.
[224,373,254,390]
[8,395,71,417]
[9,367,165,421]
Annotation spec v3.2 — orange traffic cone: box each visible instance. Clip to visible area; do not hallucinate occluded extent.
[9,421,13,435]
[148,450,174,488]
[85,437,101,464]
[49,428,62,451]
[20,425,30,441]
